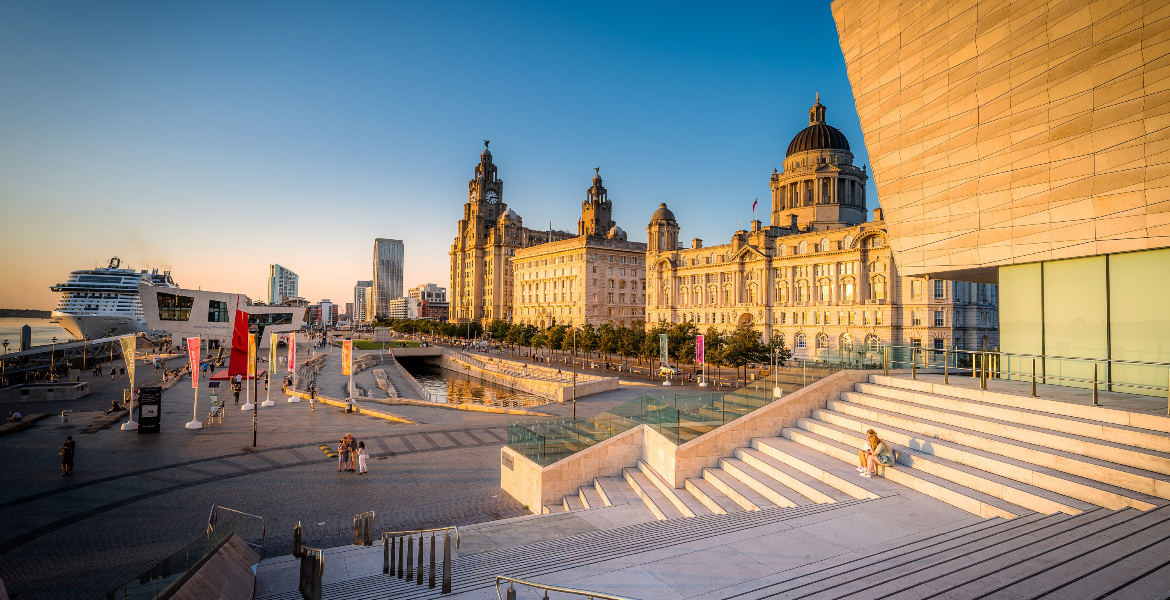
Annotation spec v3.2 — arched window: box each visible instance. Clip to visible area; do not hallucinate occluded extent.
[709,253,715,264]
[842,278,855,303]
[708,288,717,304]
[818,279,831,302]
[816,333,829,349]
[798,241,807,254]
[870,236,883,249]
[865,334,881,353]
[820,238,831,252]
[821,179,830,203]
[722,288,731,304]
[795,333,806,348]
[843,235,854,249]
[747,284,757,304]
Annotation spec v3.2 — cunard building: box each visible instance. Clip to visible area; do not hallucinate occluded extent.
[449,143,574,324]
[645,98,999,356]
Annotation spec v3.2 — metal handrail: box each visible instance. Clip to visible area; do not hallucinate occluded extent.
[206,505,266,557]
[881,345,1170,413]
[354,510,375,546]
[495,576,637,600]
[380,525,460,547]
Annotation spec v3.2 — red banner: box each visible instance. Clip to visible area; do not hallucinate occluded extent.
[188,337,200,389]
[287,332,296,372]
[342,340,353,376]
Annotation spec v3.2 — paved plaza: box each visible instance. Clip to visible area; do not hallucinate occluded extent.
[0,341,646,600]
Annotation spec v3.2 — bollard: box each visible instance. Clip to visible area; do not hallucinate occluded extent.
[1093,363,1099,406]
[406,534,413,580]
[507,582,517,600]
[443,532,452,593]
[397,536,405,578]
[364,516,373,547]
[943,350,949,384]
[429,534,436,589]
[417,534,424,584]
[383,535,390,574]
[1031,359,1037,397]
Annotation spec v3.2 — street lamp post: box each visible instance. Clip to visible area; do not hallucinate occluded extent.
[1,340,8,388]
[572,328,577,420]
[51,337,58,379]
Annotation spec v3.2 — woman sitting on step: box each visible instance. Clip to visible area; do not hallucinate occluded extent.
[858,429,895,478]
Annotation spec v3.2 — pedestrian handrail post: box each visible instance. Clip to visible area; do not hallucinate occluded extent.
[382,525,459,593]
[353,510,375,546]
[299,546,323,600]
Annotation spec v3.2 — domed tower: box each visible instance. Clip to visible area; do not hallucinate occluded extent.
[770,95,869,231]
[646,203,679,252]
[579,167,616,237]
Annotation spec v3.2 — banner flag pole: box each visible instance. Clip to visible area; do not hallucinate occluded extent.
[120,335,139,430]
[263,332,276,407]
[185,336,203,429]
[242,333,256,410]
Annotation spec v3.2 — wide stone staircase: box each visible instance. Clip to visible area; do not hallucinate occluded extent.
[549,374,1170,523]
[258,374,1170,599]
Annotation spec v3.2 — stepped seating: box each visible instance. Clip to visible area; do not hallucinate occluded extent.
[550,375,1169,530]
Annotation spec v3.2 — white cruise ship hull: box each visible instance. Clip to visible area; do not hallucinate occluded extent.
[52,311,146,340]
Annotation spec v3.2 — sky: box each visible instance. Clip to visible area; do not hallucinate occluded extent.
[0,0,872,312]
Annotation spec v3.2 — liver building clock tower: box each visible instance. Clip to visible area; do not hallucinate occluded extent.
[449,142,575,324]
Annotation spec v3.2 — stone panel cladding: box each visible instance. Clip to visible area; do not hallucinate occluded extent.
[832,0,1170,281]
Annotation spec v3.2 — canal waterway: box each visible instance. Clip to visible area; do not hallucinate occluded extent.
[405,364,551,408]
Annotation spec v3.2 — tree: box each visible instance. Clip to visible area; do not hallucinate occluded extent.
[598,323,619,362]
[704,327,728,385]
[488,319,510,341]
[619,323,644,365]
[723,323,768,386]
[547,325,567,360]
[577,324,598,358]
[668,322,698,368]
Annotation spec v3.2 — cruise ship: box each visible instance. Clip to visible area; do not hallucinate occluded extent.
[50,257,179,340]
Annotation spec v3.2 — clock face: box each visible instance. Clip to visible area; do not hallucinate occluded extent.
[485,190,499,204]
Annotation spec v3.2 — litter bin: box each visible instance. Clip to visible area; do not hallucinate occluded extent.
[61,410,73,427]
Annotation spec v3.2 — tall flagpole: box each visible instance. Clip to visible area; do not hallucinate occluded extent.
[242,333,255,411]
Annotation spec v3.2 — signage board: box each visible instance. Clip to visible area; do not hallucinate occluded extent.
[137,386,162,434]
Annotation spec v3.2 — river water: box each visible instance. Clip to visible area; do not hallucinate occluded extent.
[406,364,551,408]
[0,318,70,349]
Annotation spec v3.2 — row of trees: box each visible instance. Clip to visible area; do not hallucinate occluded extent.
[378,317,793,385]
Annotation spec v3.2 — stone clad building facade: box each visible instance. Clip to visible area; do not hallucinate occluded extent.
[646,100,998,356]
[449,143,574,324]
[514,171,648,329]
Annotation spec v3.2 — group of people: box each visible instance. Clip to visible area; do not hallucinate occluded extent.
[336,433,368,474]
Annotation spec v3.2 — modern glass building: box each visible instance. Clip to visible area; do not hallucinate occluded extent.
[267,264,298,306]
[373,238,404,319]
[353,280,373,325]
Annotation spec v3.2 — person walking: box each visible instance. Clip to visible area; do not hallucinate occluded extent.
[357,441,368,475]
[233,382,240,405]
[60,436,75,476]
[110,366,117,380]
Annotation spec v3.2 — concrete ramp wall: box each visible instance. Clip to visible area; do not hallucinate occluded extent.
[171,533,258,600]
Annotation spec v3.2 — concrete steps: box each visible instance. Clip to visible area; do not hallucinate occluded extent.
[801,412,1098,515]
[844,384,1170,478]
[782,426,1032,519]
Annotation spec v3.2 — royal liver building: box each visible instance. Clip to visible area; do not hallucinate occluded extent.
[449,143,574,324]
[646,98,999,356]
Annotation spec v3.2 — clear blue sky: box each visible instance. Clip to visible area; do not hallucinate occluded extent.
[0,0,872,310]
